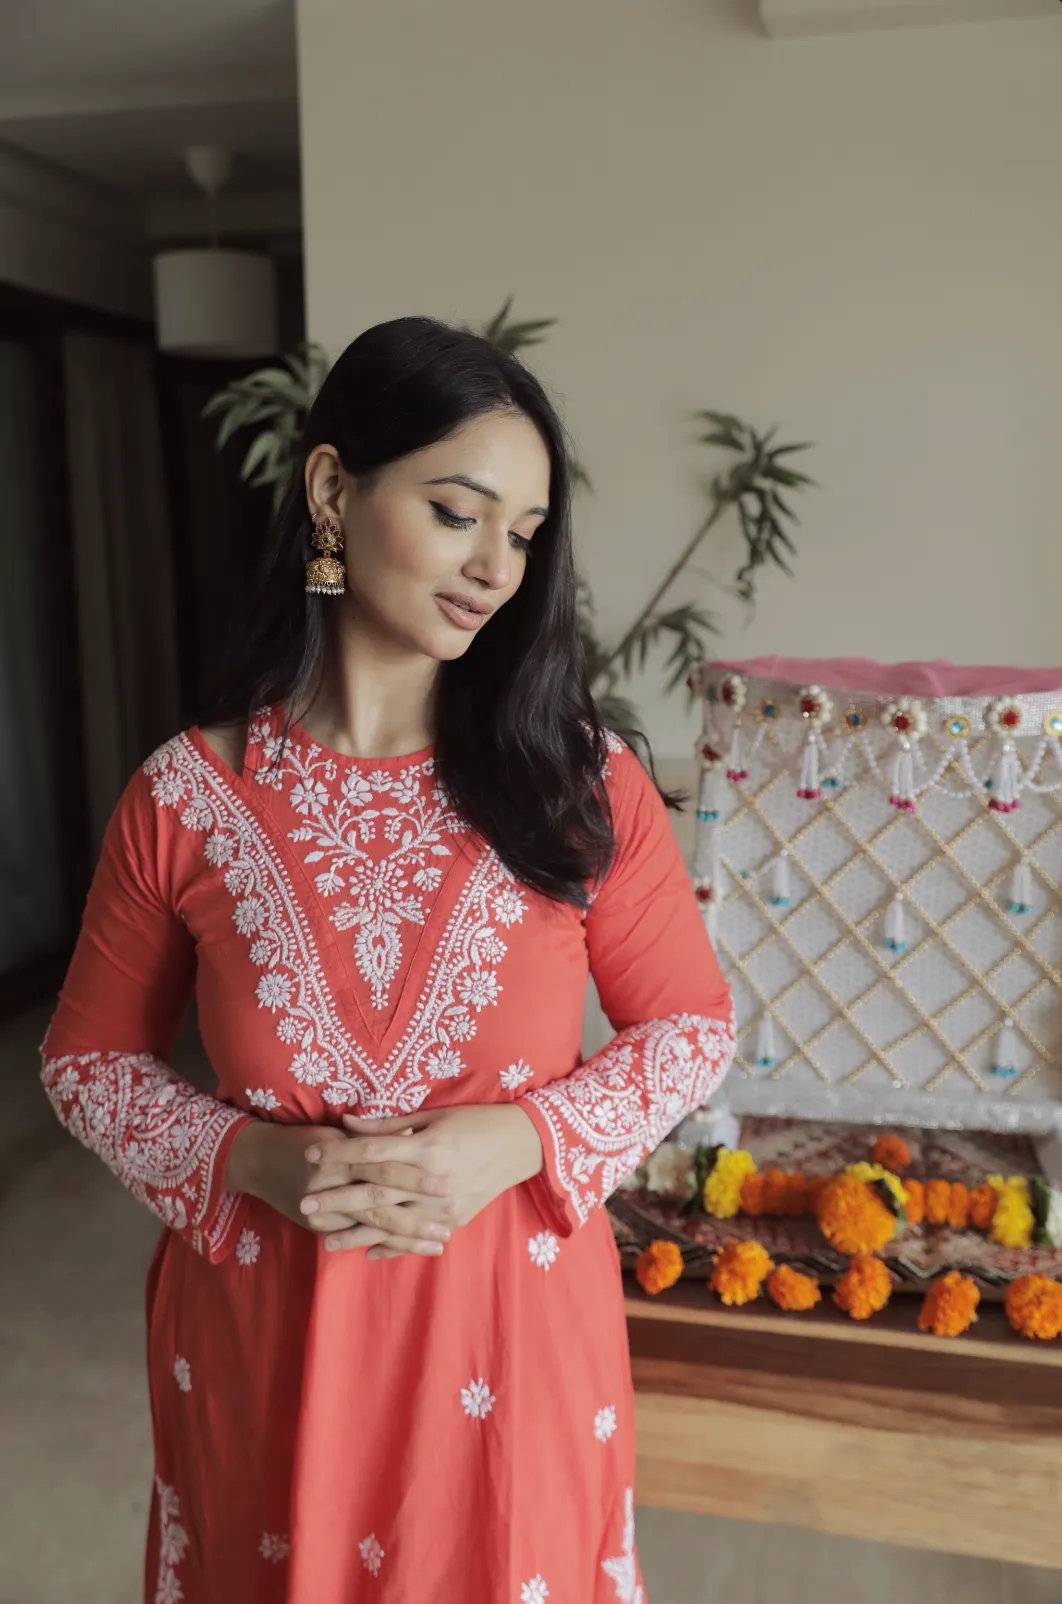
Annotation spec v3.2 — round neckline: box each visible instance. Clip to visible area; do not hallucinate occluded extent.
[281,706,435,769]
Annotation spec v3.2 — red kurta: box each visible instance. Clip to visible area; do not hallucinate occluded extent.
[41,706,733,1603]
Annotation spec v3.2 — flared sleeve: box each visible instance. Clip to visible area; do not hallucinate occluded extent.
[39,763,253,1262]
[521,740,734,1232]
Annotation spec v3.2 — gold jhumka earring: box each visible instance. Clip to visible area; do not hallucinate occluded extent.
[305,512,346,597]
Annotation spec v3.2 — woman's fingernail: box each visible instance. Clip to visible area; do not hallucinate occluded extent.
[326,1237,342,1251]
[305,1146,322,1163]
[427,1225,450,1241]
[300,1197,319,1214]
[424,1243,444,1255]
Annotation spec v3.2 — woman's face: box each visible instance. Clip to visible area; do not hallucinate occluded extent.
[306,410,552,662]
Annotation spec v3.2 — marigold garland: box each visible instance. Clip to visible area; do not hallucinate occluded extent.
[947,1182,970,1230]
[904,1178,925,1225]
[925,1178,951,1227]
[766,1264,821,1311]
[815,1174,897,1256]
[833,1255,893,1320]
[740,1171,766,1217]
[988,1175,1034,1250]
[918,1271,980,1337]
[635,1239,684,1296]
[873,1134,911,1171]
[968,1182,997,1231]
[710,1240,774,1306]
[702,1148,758,1219]
[1004,1274,1062,1340]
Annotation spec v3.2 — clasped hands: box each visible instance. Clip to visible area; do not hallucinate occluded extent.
[227,1103,544,1261]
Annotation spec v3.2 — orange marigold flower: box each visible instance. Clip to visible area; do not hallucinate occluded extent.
[925,1178,951,1227]
[918,1271,980,1337]
[1005,1274,1062,1341]
[833,1255,892,1320]
[806,1174,830,1212]
[741,1171,766,1217]
[763,1167,789,1217]
[904,1178,925,1225]
[767,1264,821,1311]
[784,1173,809,1217]
[710,1240,774,1306]
[815,1174,896,1256]
[873,1134,911,1171]
[947,1182,970,1230]
[969,1183,997,1231]
[636,1239,684,1296]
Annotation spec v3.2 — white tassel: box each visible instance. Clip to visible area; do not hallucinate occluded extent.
[770,851,792,908]
[883,894,907,953]
[988,741,1021,814]
[889,740,917,813]
[797,733,821,801]
[991,1017,1022,1080]
[726,722,748,783]
[696,763,721,823]
[755,1014,778,1069]
[1009,860,1033,916]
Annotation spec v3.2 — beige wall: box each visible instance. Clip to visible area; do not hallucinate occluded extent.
[296,0,1062,761]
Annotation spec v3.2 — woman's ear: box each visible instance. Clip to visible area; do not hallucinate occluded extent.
[304,443,345,520]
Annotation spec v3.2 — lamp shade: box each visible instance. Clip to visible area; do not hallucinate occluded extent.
[153,248,278,358]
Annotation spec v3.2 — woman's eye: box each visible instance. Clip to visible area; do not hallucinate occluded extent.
[430,501,474,529]
[509,532,533,556]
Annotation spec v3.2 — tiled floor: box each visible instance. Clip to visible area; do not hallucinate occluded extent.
[3,1000,1060,1604]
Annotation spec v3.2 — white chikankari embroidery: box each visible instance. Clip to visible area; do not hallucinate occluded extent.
[246,716,466,1013]
[461,1378,495,1420]
[235,1228,260,1266]
[500,1060,533,1091]
[173,1356,192,1392]
[145,724,526,1114]
[155,1478,188,1604]
[40,1048,245,1258]
[527,1232,559,1271]
[594,1405,618,1443]
[602,1489,643,1603]
[359,1534,385,1575]
[521,1578,549,1603]
[525,1011,735,1225]
[246,1087,280,1111]
[260,1533,290,1562]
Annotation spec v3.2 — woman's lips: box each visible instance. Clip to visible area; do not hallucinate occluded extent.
[435,595,488,631]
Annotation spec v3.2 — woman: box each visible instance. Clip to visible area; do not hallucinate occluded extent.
[41,316,734,1602]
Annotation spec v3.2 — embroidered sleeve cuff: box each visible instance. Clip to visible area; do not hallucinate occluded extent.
[519,1011,735,1230]
[41,1049,255,1264]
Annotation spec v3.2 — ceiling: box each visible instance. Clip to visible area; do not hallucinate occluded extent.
[0,0,299,225]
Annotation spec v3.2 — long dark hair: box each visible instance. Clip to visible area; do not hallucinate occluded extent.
[201,315,652,908]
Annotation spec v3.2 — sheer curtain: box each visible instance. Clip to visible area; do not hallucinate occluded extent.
[62,333,181,849]
[0,341,67,972]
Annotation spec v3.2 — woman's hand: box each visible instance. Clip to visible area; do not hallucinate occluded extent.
[225,1121,453,1256]
[306,1104,545,1257]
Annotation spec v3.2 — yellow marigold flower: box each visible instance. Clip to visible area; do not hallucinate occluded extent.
[845,1161,908,1212]
[987,1175,1034,1250]
[833,1255,892,1320]
[918,1271,980,1337]
[815,1174,897,1256]
[710,1240,773,1306]
[766,1264,821,1312]
[1005,1273,1062,1340]
[703,1148,758,1220]
[636,1240,684,1296]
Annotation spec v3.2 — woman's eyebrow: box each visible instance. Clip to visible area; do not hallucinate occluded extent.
[425,474,548,520]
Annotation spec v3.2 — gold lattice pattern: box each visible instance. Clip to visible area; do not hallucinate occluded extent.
[710,725,1062,1106]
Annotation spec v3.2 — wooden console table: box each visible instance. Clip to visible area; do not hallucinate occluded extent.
[626,1282,1062,1567]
